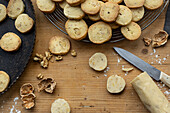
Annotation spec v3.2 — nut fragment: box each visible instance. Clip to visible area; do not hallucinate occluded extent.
[35,53,44,59]
[37,73,44,80]
[55,56,63,61]
[33,57,42,62]
[143,37,152,46]
[45,51,53,60]
[71,50,77,57]
[41,57,49,68]
[22,101,35,110]
[122,67,133,72]
[152,30,169,47]
[21,93,36,109]
[20,83,34,96]
[38,78,56,93]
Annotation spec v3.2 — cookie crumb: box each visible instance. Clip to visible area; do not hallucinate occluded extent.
[71,50,77,57]
[122,67,133,72]
[56,56,63,61]
[37,73,44,80]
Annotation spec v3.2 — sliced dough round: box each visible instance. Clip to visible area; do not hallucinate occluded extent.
[89,53,107,71]
[51,99,70,113]
[131,7,145,22]
[81,0,100,15]
[121,22,141,40]
[100,2,119,22]
[0,4,7,22]
[36,0,56,13]
[144,0,163,10]
[107,75,126,93]
[0,71,10,92]
[64,4,85,19]
[108,0,123,4]
[124,0,145,8]
[65,19,88,40]
[115,5,132,26]
[49,36,70,55]
[15,14,34,33]
[0,32,22,52]
[109,22,120,29]
[59,0,68,9]
[7,0,25,19]
[88,21,112,44]
[66,0,81,6]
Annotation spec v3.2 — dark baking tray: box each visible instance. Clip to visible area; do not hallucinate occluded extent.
[0,0,36,95]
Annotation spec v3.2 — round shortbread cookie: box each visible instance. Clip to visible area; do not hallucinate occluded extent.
[131,7,145,22]
[64,4,85,19]
[0,71,10,92]
[59,0,68,9]
[15,14,34,33]
[88,21,112,44]
[65,19,88,40]
[121,22,141,40]
[36,0,56,13]
[124,0,145,8]
[100,2,119,22]
[115,5,132,26]
[144,0,163,10]
[109,22,120,29]
[81,0,100,15]
[7,0,25,19]
[107,75,126,93]
[108,0,123,4]
[66,0,81,6]
[49,36,70,55]
[89,53,107,71]
[88,14,100,21]
[0,32,22,52]
[53,0,63,2]
[0,4,7,22]
[51,99,70,113]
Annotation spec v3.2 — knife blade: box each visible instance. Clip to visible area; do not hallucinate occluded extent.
[113,47,170,88]
[164,1,170,34]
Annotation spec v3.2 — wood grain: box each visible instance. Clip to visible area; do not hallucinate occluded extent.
[0,1,169,113]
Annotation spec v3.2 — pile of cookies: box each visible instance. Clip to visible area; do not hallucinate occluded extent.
[36,0,163,44]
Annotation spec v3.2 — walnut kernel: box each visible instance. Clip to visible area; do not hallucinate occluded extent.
[37,73,44,80]
[55,56,63,61]
[71,50,77,57]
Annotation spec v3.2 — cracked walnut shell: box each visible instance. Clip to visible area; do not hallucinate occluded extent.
[20,83,34,96]
[143,37,152,46]
[21,93,36,109]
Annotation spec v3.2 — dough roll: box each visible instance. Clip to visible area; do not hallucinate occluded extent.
[131,72,170,113]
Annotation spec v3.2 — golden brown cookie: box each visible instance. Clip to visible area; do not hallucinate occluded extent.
[66,0,81,6]
[88,21,112,44]
[124,0,145,8]
[100,2,119,22]
[0,32,22,52]
[108,0,123,4]
[121,22,141,40]
[59,0,68,9]
[131,7,145,22]
[115,5,132,26]
[88,14,100,21]
[65,19,88,40]
[51,99,70,113]
[144,0,163,10]
[36,0,56,13]
[0,71,10,92]
[109,22,120,29]
[52,0,63,2]
[0,4,7,22]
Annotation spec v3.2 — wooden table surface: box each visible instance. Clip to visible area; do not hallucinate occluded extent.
[0,1,169,113]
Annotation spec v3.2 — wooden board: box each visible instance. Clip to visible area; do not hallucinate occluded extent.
[0,1,169,113]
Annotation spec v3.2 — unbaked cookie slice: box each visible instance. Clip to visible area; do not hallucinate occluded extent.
[100,2,119,22]
[59,0,68,9]
[0,4,7,22]
[89,53,107,71]
[15,14,34,33]
[66,0,81,6]
[124,0,145,8]
[121,22,141,40]
[64,4,85,19]
[81,0,100,15]
[7,0,25,19]
[131,7,145,22]
[144,0,163,10]
[36,0,56,13]
[108,0,123,4]
[0,71,10,92]
[49,36,70,55]
[65,19,88,40]
[51,99,70,113]
[0,32,22,52]
[107,75,126,93]
[88,21,112,44]
[115,5,132,26]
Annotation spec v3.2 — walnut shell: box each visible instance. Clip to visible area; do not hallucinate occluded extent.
[22,101,35,110]
[20,83,34,96]
[21,93,36,109]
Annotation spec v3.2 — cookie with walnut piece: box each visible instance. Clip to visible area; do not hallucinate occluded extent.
[36,0,56,13]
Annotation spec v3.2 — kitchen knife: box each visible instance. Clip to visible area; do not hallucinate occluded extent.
[113,47,170,88]
[164,1,170,34]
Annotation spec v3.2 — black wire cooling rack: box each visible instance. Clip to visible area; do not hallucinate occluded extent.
[44,0,169,43]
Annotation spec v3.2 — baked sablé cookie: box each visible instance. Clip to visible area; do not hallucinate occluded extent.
[100,2,119,22]
[81,0,100,15]
[64,4,85,19]
[124,0,145,8]
[59,0,68,9]
[131,7,145,22]
[144,0,163,10]
[49,36,70,55]
[66,0,81,6]
[52,0,63,2]
[109,22,120,29]
[15,14,34,33]
[0,32,22,52]
[0,71,10,92]
[0,4,7,22]
[51,99,70,113]
[65,19,88,40]
[121,22,141,40]
[108,0,123,4]
[36,0,56,13]
[88,21,112,44]
[115,5,132,26]
[7,0,25,19]
[89,53,107,71]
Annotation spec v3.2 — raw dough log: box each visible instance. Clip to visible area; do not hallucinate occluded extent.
[131,72,170,113]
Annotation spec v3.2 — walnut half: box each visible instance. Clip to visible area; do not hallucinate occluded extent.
[143,37,152,46]
[20,83,34,96]
[21,93,36,109]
